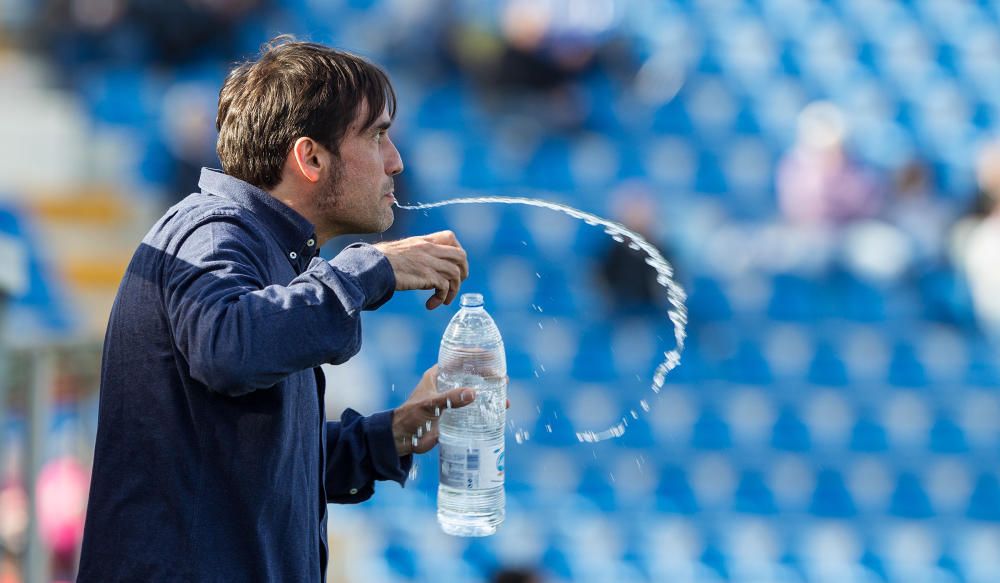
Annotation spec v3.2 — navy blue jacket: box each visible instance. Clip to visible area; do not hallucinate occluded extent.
[78,168,411,582]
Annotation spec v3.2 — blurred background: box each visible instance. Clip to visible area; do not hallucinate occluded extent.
[2,0,1000,581]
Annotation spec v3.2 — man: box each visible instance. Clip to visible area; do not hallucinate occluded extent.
[78,38,473,582]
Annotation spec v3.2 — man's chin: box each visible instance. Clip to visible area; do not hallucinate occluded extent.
[377,211,395,233]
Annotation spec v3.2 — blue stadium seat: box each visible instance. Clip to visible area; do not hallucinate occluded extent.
[531,268,579,318]
[415,81,471,131]
[691,406,732,450]
[806,341,850,387]
[966,473,1000,521]
[768,274,820,322]
[700,541,730,581]
[771,406,812,453]
[656,465,699,515]
[571,323,618,382]
[540,540,575,581]
[809,469,857,518]
[694,149,729,195]
[830,273,888,323]
[462,537,500,580]
[964,342,1000,388]
[849,413,889,453]
[531,399,578,447]
[524,136,575,193]
[688,275,733,323]
[489,207,536,258]
[619,414,657,449]
[887,341,929,388]
[578,463,617,512]
[384,538,419,580]
[459,137,502,189]
[928,414,968,454]
[889,472,934,519]
[733,469,777,515]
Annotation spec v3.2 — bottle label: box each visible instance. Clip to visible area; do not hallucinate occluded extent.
[439,439,505,490]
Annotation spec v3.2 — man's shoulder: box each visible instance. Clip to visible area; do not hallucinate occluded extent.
[149,193,262,245]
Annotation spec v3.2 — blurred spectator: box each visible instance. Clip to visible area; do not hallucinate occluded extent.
[595,181,674,315]
[444,0,626,130]
[36,457,88,582]
[839,158,954,283]
[777,102,883,226]
[41,0,265,69]
[884,159,953,267]
[959,141,1000,340]
[492,565,544,583]
[159,81,221,204]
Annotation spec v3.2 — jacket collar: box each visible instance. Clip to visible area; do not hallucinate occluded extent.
[198,168,320,264]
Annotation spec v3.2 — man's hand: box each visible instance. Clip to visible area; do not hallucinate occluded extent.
[375,231,469,310]
[393,366,476,456]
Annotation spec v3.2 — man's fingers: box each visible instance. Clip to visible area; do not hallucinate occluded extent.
[423,230,461,248]
[433,387,476,411]
[423,232,469,281]
[432,245,469,281]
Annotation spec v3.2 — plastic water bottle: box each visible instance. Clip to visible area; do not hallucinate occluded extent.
[436,293,507,537]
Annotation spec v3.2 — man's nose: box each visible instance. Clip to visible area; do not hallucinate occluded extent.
[385,138,404,176]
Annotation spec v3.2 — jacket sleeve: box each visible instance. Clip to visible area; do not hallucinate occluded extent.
[163,216,395,396]
[325,409,413,504]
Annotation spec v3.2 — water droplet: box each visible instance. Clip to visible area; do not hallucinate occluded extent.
[446,398,453,409]
[425,420,433,432]
[434,406,441,417]
[630,410,639,419]
[640,400,650,412]
[411,435,419,448]
[537,322,544,329]
[609,472,616,483]
[391,384,395,392]
[409,462,419,481]
[544,423,553,432]
[539,364,546,372]
[535,272,542,279]
[534,370,540,378]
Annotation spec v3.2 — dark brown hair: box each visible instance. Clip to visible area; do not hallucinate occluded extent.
[216,36,396,189]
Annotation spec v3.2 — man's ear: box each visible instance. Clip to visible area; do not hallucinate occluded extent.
[290,137,322,183]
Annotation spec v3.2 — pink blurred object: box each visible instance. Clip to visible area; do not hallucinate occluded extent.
[35,457,89,556]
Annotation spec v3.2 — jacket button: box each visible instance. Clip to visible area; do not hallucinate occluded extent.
[289,251,298,259]
[349,488,358,495]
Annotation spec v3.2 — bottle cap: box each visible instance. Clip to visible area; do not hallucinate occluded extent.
[460,293,484,308]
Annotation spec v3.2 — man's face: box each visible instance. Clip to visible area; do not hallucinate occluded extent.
[317,102,403,235]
